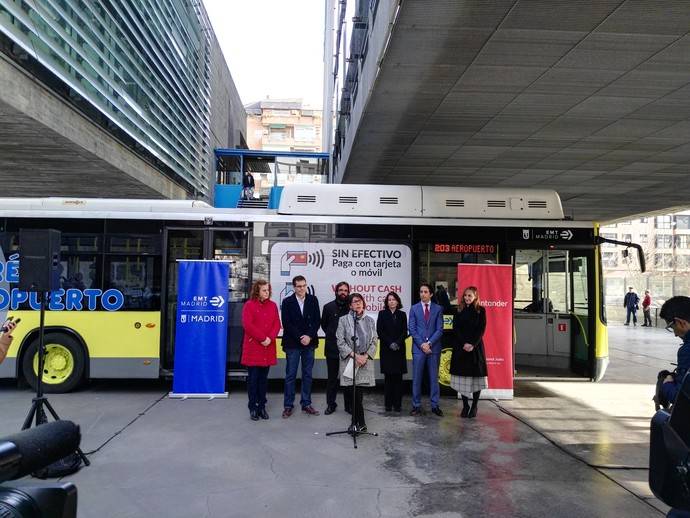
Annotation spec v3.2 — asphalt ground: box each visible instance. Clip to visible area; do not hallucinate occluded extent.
[0,324,674,517]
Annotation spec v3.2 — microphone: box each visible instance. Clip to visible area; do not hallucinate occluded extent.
[0,421,81,482]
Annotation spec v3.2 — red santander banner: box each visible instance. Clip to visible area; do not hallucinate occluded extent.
[457,264,514,399]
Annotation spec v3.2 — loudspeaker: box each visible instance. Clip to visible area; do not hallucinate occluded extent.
[18,229,61,292]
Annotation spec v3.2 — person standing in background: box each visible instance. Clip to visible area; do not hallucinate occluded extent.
[336,293,377,431]
[408,284,444,417]
[281,275,321,417]
[642,290,653,327]
[242,171,255,200]
[450,287,488,418]
[241,280,280,421]
[377,291,408,412]
[321,281,351,415]
[623,286,640,326]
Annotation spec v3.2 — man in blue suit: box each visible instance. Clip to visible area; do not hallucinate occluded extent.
[408,283,444,417]
[281,275,321,417]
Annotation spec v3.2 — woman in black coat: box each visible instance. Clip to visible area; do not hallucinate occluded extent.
[450,286,487,418]
[376,291,408,412]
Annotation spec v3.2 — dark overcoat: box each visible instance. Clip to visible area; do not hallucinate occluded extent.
[321,298,350,358]
[376,309,408,375]
[450,305,488,377]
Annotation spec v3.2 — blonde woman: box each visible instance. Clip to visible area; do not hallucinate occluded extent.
[450,286,487,418]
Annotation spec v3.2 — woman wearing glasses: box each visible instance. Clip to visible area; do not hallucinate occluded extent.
[336,293,378,431]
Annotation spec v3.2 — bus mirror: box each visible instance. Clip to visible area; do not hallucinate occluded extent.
[596,236,646,273]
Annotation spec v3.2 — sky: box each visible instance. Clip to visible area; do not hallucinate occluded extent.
[203,0,325,108]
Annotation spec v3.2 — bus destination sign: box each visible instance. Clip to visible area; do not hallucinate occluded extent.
[514,228,593,244]
[433,243,496,254]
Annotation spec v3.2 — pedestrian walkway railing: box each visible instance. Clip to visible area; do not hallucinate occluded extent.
[214,149,329,209]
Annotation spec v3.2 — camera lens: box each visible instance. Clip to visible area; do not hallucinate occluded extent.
[0,488,42,518]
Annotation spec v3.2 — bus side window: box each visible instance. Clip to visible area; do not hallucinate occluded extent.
[104,234,162,310]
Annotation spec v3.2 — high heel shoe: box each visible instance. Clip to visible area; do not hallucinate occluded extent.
[468,405,477,418]
[460,405,470,418]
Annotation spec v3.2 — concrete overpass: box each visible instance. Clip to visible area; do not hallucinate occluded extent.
[0,2,245,201]
[330,0,690,221]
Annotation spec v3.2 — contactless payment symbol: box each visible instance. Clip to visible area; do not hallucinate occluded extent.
[280,251,307,275]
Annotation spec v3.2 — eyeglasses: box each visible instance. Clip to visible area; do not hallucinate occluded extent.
[665,318,676,333]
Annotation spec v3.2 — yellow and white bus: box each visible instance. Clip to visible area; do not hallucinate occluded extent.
[0,184,637,392]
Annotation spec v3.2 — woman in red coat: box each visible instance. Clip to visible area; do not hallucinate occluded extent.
[241,280,280,421]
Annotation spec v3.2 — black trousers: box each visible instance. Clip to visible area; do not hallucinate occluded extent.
[326,356,340,407]
[343,381,352,412]
[384,373,403,410]
[246,366,269,411]
[353,387,366,427]
[643,308,652,326]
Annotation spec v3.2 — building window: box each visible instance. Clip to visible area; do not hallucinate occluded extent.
[640,217,648,223]
[639,234,648,245]
[655,253,674,269]
[603,252,618,267]
[676,235,690,249]
[675,215,690,230]
[622,234,632,243]
[656,235,673,248]
[656,216,673,229]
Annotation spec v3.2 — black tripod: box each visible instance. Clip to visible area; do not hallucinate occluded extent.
[21,291,90,468]
[326,315,377,449]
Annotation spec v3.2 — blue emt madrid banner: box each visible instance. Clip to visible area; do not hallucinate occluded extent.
[170,260,229,398]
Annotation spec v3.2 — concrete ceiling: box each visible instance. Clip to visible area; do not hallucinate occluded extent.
[0,99,168,199]
[342,0,690,222]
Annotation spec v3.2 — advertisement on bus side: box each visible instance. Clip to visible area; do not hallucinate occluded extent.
[269,242,412,323]
[0,253,124,311]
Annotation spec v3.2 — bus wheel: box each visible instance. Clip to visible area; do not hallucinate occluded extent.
[438,347,459,395]
[438,347,453,387]
[21,333,86,393]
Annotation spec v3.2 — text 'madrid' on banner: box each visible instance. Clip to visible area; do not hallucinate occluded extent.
[269,242,412,324]
[458,263,514,400]
[170,260,229,399]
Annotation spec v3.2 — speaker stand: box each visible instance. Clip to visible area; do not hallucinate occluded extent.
[21,291,90,468]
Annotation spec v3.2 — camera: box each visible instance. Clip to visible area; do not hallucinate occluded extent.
[0,421,80,517]
[650,373,690,511]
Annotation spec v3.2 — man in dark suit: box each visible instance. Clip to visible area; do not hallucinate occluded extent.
[281,275,321,417]
[320,281,351,415]
[408,283,444,417]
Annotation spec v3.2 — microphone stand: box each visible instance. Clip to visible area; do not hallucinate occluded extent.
[326,312,377,449]
[22,290,90,468]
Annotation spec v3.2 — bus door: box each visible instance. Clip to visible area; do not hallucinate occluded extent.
[163,228,204,369]
[210,229,249,368]
[162,227,249,371]
[514,249,572,372]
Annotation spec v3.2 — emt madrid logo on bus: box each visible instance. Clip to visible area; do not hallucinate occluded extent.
[0,254,124,311]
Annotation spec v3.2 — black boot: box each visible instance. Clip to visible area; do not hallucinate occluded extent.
[469,391,480,418]
[460,396,470,418]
